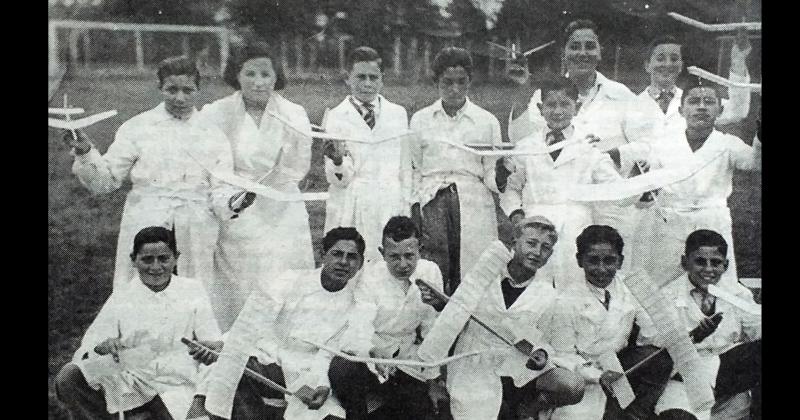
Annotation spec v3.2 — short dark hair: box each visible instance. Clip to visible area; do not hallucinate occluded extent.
[382,216,420,245]
[347,46,383,72]
[562,19,600,48]
[644,35,682,63]
[680,77,722,105]
[539,76,579,102]
[323,227,366,257]
[576,225,624,257]
[157,56,200,89]
[685,229,728,257]
[432,47,473,82]
[223,40,287,91]
[130,226,177,258]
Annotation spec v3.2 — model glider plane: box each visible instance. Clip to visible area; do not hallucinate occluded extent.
[668,12,761,32]
[486,40,555,61]
[48,94,118,132]
[687,66,761,93]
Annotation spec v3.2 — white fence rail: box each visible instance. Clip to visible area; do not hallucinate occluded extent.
[48,20,229,76]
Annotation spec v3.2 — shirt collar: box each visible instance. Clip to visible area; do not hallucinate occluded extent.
[349,95,381,113]
[154,102,196,123]
[432,97,475,121]
[565,71,603,103]
[584,276,615,300]
[647,85,677,100]
[545,124,575,141]
[501,263,536,288]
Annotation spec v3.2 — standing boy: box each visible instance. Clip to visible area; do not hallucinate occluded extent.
[324,46,411,263]
[496,77,625,288]
[626,79,761,288]
[409,46,502,295]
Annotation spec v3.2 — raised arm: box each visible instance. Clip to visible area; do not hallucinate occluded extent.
[717,29,753,126]
[67,125,139,195]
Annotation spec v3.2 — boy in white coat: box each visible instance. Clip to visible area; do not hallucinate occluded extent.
[191,227,375,420]
[418,216,585,420]
[496,77,625,289]
[55,226,222,420]
[409,47,502,295]
[624,79,761,288]
[656,230,761,420]
[621,30,753,147]
[541,225,672,420]
[324,47,411,263]
[331,216,448,419]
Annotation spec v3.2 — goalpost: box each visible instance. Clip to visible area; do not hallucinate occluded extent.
[48,19,230,77]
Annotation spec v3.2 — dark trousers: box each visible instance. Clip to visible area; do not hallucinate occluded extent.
[412,184,461,295]
[715,340,761,419]
[55,363,174,420]
[194,357,286,420]
[604,345,675,420]
[328,356,432,420]
[498,376,542,420]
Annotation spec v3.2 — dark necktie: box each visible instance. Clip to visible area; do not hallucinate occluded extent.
[603,289,611,310]
[547,130,565,161]
[350,98,376,129]
[655,89,674,114]
[692,289,717,316]
[362,102,375,129]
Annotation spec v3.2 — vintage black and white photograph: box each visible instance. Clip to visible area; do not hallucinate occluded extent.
[48,1,762,419]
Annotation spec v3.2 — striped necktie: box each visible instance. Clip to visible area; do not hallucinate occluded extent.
[351,98,376,129]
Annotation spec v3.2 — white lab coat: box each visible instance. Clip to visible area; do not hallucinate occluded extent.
[628,128,761,287]
[654,275,761,418]
[447,273,558,419]
[410,99,501,281]
[622,69,752,146]
[71,104,236,293]
[417,240,558,419]
[500,125,623,288]
[324,95,411,263]
[354,258,444,379]
[541,276,657,420]
[509,72,640,266]
[200,92,315,331]
[200,268,375,420]
[72,275,221,419]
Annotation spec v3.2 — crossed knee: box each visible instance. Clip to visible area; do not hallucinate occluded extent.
[539,368,585,406]
[54,363,85,401]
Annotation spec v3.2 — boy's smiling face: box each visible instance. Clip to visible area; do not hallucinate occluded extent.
[538,89,578,131]
[682,246,729,290]
[577,242,623,289]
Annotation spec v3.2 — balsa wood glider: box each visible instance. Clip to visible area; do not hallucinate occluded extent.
[687,66,761,92]
[266,109,413,145]
[49,94,117,131]
[48,110,119,130]
[48,107,85,115]
[486,40,555,61]
[207,168,329,202]
[708,284,762,316]
[668,12,761,32]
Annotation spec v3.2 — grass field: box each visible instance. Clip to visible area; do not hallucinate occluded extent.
[48,74,761,419]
